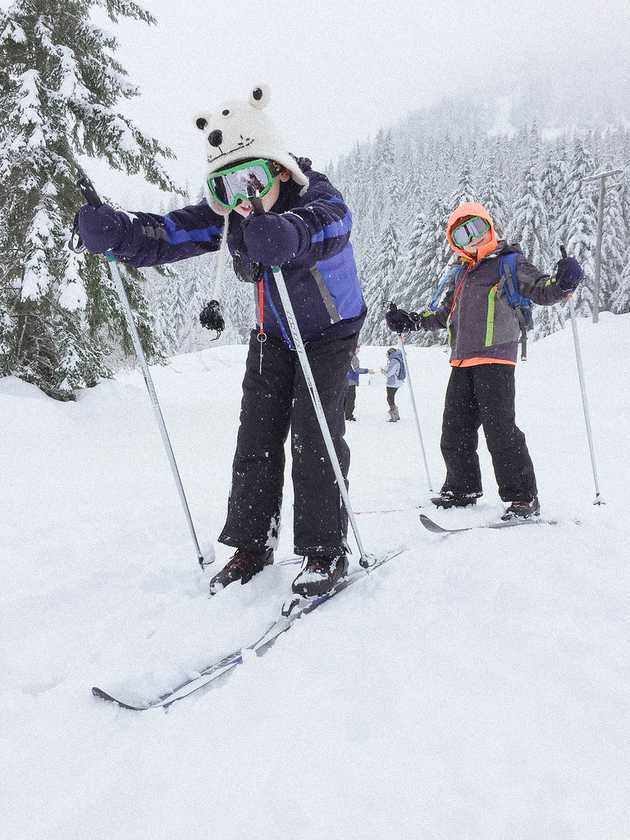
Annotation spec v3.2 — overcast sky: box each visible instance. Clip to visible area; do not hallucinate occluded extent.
[33,0,630,204]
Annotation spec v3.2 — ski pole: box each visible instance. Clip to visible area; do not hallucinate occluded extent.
[396,332,433,493]
[562,245,604,505]
[77,172,209,566]
[270,263,374,565]
[248,195,372,567]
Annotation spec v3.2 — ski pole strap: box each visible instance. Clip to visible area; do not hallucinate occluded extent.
[446,266,469,324]
[429,263,462,311]
[257,277,266,338]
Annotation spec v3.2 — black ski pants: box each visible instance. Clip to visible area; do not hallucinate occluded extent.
[440,364,538,502]
[344,384,357,419]
[219,331,357,556]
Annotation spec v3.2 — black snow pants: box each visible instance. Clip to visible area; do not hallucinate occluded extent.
[218,330,358,556]
[344,384,357,419]
[440,364,538,502]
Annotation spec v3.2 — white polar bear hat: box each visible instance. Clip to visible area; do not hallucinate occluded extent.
[194,84,309,191]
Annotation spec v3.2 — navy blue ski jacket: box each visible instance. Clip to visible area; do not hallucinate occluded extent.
[109,158,366,345]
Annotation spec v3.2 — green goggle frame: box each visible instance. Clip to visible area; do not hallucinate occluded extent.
[206,159,279,210]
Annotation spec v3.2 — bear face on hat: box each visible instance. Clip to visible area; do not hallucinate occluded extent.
[193,84,308,190]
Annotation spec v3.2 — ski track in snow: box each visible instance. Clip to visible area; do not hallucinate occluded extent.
[2,313,630,839]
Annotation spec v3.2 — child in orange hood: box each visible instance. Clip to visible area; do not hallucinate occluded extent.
[386,202,583,520]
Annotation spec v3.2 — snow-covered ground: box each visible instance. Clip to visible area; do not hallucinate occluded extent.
[2,313,629,839]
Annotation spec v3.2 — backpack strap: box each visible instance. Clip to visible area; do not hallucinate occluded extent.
[499,253,529,361]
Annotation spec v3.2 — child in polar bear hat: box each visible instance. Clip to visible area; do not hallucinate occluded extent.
[78,85,366,598]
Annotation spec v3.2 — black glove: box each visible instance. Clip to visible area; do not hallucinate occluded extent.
[555,255,583,291]
[232,252,261,284]
[199,300,225,334]
[385,303,420,334]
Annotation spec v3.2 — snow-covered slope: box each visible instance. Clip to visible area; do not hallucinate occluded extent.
[2,314,629,839]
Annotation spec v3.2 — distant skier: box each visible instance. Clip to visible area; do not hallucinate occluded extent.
[345,348,373,421]
[382,347,405,422]
[386,202,582,519]
[78,85,366,596]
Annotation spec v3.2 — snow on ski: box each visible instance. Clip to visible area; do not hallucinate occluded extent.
[419,512,559,534]
[91,548,404,711]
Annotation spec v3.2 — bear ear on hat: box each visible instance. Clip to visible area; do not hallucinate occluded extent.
[249,84,270,109]
[194,112,212,131]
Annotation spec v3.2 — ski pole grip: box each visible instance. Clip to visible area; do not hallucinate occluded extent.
[78,174,103,209]
[560,245,567,259]
[247,186,265,216]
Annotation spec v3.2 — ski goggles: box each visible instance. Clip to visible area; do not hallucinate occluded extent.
[206,159,281,209]
[451,216,491,248]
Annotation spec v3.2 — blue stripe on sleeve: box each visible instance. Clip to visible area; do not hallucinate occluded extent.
[310,209,353,244]
[164,215,223,245]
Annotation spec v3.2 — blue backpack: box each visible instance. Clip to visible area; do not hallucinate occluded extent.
[498,252,534,360]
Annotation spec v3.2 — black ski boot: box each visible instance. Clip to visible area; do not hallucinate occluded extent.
[501,496,540,521]
[209,547,274,595]
[291,554,349,598]
[431,490,481,509]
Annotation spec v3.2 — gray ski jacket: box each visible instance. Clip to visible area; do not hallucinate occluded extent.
[420,243,568,364]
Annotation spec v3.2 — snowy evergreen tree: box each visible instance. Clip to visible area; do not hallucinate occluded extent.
[557,139,597,317]
[478,139,508,236]
[448,157,477,209]
[506,150,550,268]
[540,139,569,253]
[362,219,400,345]
[396,208,426,312]
[611,168,630,314]
[598,172,627,312]
[399,196,452,347]
[611,256,630,314]
[0,0,175,399]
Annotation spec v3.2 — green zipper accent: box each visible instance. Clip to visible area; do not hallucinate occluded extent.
[485,286,497,347]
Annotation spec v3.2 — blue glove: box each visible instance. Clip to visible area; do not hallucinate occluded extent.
[241,212,304,266]
[556,255,583,291]
[78,204,127,254]
[386,303,420,334]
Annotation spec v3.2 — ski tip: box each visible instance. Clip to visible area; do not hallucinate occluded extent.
[91,686,150,711]
[419,513,450,533]
[92,685,116,701]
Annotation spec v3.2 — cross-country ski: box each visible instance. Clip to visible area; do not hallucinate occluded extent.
[92,549,403,710]
[419,512,560,534]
